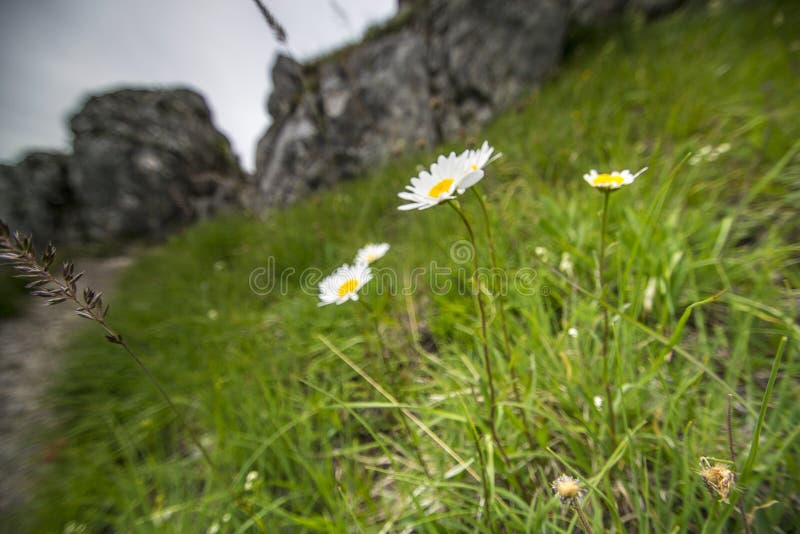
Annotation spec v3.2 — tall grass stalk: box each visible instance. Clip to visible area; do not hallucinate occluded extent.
[357,298,432,478]
[471,187,538,454]
[447,201,521,489]
[597,190,617,444]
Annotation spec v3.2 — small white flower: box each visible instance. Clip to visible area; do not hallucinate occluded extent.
[318,263,373,306]
[355,243,390,265]
[716,142,731,154]
[244,470,259,491]
[459,141,501,192]
[398,151,483,210]
[559,252,574,277]
[207,309,218,321]
[568,327,579,338]
[593,395,603,410]
[222,513,232,523]
[207,523,220,534]
[583,167,647,190]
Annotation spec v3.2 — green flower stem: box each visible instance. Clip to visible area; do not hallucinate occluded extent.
[448,201,523,494]
[598,190,618,445]
[728,395,751,534]
[358,298,388,366]
[471,187,538,455]
[358,298,432,478]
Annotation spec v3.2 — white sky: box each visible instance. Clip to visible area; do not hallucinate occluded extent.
[0,0,396,171]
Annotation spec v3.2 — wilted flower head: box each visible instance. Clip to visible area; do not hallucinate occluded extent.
[551,474,585,505]
[318,263,372,306]
[398,151,483,210]
[699,457,735,503]
[355,243,390,266]
[583,167,647,190]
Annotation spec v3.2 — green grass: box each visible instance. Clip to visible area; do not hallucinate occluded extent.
[22,1,800,532]
[0,267,26,318]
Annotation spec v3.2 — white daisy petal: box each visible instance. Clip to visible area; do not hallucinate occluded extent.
[318,263,373,306]
[397,142,499,211]
[354,243,390,265]
[582,167,646,190]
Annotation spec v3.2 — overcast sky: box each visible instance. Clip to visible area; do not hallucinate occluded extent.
[0,0,396,171]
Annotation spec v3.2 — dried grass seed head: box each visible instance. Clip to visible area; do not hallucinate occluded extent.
[551,474,585,505]
[699,457,735,503]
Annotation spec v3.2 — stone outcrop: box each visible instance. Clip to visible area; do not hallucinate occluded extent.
[0,88,244,245]
[0,152,80,246]
[254,0,688,206]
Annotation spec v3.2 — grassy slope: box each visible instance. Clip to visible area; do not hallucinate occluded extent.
[27,2,799,532]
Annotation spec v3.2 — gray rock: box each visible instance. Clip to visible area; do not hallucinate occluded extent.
[267,54,304,120]
[255,93,325,205]
[253,0,570,206]
[0,152,78,246]
[569,0,627,26]
[631,0,685,16]
[0,166,16,229]
[569,0,686,24]
[68,87,243,241]
[429,0,568,137]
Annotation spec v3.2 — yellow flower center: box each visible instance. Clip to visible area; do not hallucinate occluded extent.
[337,278,359,298]
[366,254,376,263]
[428,178,454,198]
[592,174,624,187]
[469,163,478,170]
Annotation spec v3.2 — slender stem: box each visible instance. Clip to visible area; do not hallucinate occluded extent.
[572,501,595,534]
[359,299,432,478]
[448,201,522,493]
[471,188,538,454]
[358,299,388,364]
[727,395,751,534]
[89,315,267,531]
[598,190,617,445]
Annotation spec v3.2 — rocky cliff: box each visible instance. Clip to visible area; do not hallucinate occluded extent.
[0,88,243,245]
[254,0,685,206]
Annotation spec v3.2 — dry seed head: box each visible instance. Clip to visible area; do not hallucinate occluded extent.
[699,457,735,503]
[551,474,585,505]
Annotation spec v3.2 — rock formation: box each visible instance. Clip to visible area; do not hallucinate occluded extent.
[0,88,243,245]
[254,0,687,206]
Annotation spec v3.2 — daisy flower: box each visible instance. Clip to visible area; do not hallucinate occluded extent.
[583,167,648,190]
[459,140,501,193]
[318,263,372,306]
[398,152,483,210]
[354,243,390,265]
[462,141,501,172]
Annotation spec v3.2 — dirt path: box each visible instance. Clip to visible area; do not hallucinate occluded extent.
[0,256,131,520]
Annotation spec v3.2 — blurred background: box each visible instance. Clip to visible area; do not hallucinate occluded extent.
[1,0,798,531]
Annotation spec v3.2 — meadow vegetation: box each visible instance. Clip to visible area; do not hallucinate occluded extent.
[12,1,800,531]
